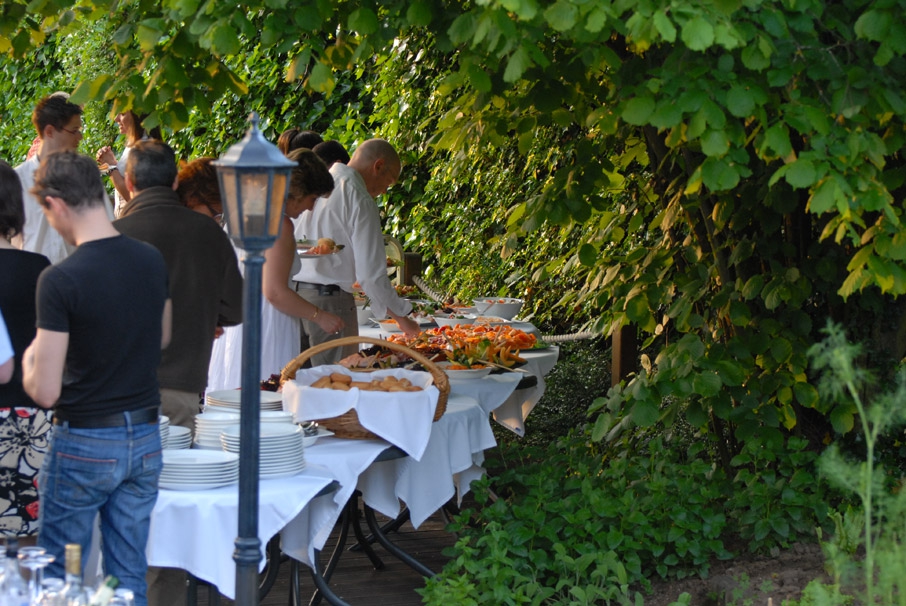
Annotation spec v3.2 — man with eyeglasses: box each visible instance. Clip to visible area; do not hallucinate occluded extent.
[12,93,86,264]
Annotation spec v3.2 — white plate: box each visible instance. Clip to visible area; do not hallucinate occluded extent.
[436,361,493,380]
[261,465,306,480]
[375,319,402,333]
[159,478,238,491]
[432,314,477,327]
[162,450,238,466]
[221,423,301,439]
[222,441,303,454]
[161,469,239,481]
[168,426,191,438]
[196,411,241,422]
[206,390,283,405]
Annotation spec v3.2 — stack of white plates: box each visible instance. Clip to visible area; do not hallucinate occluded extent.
[165,425,193,450]
[260,410,294,424]
[159,450,239,491]
[159,415,170,449]
[220,424,305,479]
[194,412,241,450]
[205,390,283,413]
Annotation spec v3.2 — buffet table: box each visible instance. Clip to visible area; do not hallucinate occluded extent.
[147,393,496,599]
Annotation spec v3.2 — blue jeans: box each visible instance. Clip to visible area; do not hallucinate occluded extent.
[37,413,162,606]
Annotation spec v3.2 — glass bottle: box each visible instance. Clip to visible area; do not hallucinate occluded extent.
[60,543,90,605]
[88,575,118,606]
[1,538,30,606]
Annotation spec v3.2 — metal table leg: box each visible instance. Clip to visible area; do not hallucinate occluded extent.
[362,504,436,577]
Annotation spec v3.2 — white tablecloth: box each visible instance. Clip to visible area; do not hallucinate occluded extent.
[147,468,337,600]
[358,323,559,436]
[147,394,497,597]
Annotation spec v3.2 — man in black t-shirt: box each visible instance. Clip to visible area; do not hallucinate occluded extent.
[22,150,171,606]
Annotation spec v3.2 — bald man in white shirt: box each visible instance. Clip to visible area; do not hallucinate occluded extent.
[293,139,419,365]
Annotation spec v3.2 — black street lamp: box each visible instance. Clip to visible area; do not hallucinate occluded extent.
[212,113,296,605]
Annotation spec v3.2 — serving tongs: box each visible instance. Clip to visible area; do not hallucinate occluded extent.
[412,275,448,304]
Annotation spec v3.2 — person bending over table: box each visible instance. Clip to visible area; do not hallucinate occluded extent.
[207,149,343,390]
[22,151,171,606]
[293,139,420,366]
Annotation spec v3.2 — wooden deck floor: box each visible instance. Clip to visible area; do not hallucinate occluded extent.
[197,506,457,606]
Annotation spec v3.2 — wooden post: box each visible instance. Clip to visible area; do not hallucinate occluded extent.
[403,253,422,286]
[611,324,637,386]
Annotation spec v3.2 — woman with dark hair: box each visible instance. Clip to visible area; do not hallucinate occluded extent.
[0,159,51,543]
[95,110,162,217]
[207,149,344,390]
[312,140,350,167]
[277,128,323,156]
[176,157,223,224]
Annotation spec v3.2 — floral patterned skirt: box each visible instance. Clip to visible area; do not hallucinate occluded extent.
[0,407,52,537]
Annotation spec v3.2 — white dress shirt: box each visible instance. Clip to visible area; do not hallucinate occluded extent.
[292,163,411,320]
[12,156,75,264]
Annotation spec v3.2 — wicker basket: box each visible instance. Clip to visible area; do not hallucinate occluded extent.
[280,336,449,439]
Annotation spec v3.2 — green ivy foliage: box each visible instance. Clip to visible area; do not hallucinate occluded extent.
[421,430,828,602]
[4,1,906,468]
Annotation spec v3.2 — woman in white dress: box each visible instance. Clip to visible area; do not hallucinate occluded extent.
[207,149,344,391]
[95,110,161,217]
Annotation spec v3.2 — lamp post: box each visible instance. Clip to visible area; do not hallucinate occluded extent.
[213,113,296,605]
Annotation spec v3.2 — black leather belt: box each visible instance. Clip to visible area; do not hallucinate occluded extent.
[53,406,159,428]
[295,281,341,296]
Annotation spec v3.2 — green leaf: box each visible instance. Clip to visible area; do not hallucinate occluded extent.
[854,9,890,41]
[701,158,740,191]
[622,96,655,125]
[467,64,491,92]
[544,0,579,32]
[715,360,746,386]
[586,7,608,32]
[764,123,792,158]
[830,406,855,433]
[701,129,730,157]
[685,400,709,427]
[784,159,817,188]
[578,244,598,267]
[681,16,715,52]
[136,22,163,51]
[209,22,240,55]
[693,372,721,397]
[631,400,659,426]
[406,1,433,27]
[625,292,650,324]
[741,42,770,71]
[308,61,334,93]
[348,8,379,34]
[653,10,676,42]
[741,275,764,300]
[770,337,792,363]
[728,301,751,326]
[504,46,531,83]
[170,0,201,18]
[770,517,790,538]
[793,382,818,408]
[808,178,841,215]
[112,23,133,46]
[726,84,755,118]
